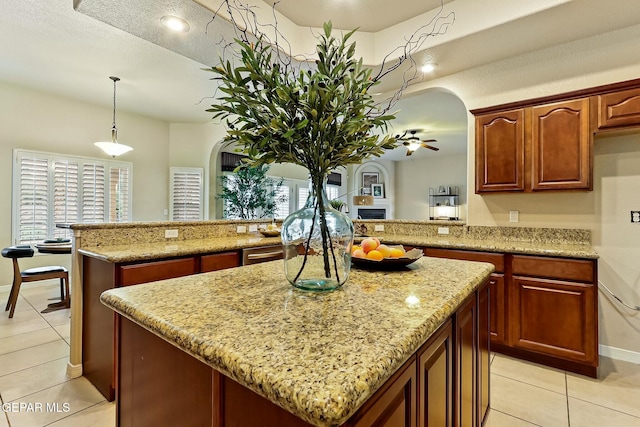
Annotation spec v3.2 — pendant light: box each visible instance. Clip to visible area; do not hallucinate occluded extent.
[95,76,133,157]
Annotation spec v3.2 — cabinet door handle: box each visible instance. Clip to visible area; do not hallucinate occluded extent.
[489,280,497,285]
[247,251,282,260]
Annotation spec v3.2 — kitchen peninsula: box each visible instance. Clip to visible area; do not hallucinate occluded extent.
[100,256,493,427]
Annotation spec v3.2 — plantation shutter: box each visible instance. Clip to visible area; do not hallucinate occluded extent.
[53,160,79,238]
[110,167,130,222]
[82,163,106,223]
[18,155,49,244]
[170,168,203,221]
[297,185,309,210]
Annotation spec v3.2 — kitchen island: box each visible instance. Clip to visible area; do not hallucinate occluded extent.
[100,256,493,427]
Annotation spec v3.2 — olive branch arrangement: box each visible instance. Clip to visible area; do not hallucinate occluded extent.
[205,0,454,285]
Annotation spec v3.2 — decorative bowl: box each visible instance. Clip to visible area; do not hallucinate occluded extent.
[259,229,281,237]
[351,248,423,270]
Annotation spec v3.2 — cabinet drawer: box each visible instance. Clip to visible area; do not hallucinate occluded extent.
[201,251,240,273]
[424,248,505,272]
[512,255,594,282]
[242,245,283,265]
[119,257,198,286]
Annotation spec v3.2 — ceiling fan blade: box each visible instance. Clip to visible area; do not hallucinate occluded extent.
[421,143,440,151]
[405,149,414,156]
[421,139,437,143]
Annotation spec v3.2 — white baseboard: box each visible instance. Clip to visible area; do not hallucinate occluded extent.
[599,344,640,364]
[66,362,83,379]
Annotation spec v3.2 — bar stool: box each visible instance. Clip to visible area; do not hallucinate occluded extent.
[2,245,69,318]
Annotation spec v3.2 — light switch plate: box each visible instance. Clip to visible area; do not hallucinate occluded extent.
[509,210,519,223]
[236,225,247,233]
[438,227,449,235]
[165,229,178,238]
[374,224,384,232]
[249,224,258,232]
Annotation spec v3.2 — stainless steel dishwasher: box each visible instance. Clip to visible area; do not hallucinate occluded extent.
[241,245,284,265]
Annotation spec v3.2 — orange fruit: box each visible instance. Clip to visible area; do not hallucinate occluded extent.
[361,238,378,253]
[389,248,406,258]
[371,237,380,246]
[376,244,391,258]
[366,250,384,261]
[351,245,362,253]
[352,249,366,259]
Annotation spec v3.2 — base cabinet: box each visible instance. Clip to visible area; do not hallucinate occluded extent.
[82,251,241,401]
[424,248,598,378]
[115,282,490,427]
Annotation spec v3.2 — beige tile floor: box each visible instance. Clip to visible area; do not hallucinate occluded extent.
[1,282,640,426]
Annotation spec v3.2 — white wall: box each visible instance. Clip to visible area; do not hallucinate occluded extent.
[0,81,170,285]
[395,153,467,220]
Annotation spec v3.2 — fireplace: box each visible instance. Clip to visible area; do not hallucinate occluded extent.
[357,208,386,219]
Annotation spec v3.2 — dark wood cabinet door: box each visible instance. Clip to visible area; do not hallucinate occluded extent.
[119,256,198,286]
[348,359,417,427]
[531,98,592,190]
[477,282,490,426]
[418,320,453,427]
[455,294,477,427]
[598,88,640,129]
[475,109,525,193]
[488,273,505,345]
[510,276,597,364]
[201,251,240,272]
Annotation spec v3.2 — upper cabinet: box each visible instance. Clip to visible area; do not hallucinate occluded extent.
[531,98,591,191]
[598,87,640,130]
[472,77,640,194]
[475,109,525,192]
[474,98,591,193]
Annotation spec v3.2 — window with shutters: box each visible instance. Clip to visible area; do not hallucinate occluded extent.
[12,149,133,245]
[170,167,203,221]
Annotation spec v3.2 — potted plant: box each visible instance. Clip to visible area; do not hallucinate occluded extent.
[206,1,454,290]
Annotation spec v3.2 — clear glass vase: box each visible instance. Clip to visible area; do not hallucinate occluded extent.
[281,177,354,291]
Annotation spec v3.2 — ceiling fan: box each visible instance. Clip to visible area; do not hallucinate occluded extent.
[396,130,439,156]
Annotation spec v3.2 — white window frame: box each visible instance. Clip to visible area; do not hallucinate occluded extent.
[12,149,133,245]
[170,167,204,221]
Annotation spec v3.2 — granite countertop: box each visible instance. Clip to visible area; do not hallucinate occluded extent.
[100,257,494,426]
[377,234,599,259]
[78,235,282,263]
[79,232,597,264]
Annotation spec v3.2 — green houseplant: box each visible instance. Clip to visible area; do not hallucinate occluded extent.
[217,164,286,220]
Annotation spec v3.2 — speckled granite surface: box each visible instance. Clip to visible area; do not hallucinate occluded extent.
[78,236,281,263]
[100,257,493,426]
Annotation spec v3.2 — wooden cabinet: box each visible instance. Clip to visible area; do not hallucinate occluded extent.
[424,248,598,378]
[348,359,417,427]
[510,255,597,373]
[417,320,453,427]
[455,293,477,427]
[598,87,640,130]
[474,99,591,193]
[475,109,525,192]
[115,282,490,427]
[424,249,506,345]
[531,99,591,190]
[82,250,241,401]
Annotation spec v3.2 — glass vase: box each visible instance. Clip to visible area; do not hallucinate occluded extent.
[281,177,354,291]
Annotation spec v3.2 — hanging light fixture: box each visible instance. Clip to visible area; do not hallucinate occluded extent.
[95,76,133,157]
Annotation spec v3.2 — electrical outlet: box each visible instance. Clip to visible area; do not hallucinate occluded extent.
[249,224,258,232]
[438,227,449,235]
[631,211,640,223]
[509,210,519,223]
[374,224,384,232]
[164,229,178,238]
[236,225,247,233]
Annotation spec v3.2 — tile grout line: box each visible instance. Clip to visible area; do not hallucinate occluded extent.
[489,408,544,426]
[569,395,640,421]
[491,371,568,396]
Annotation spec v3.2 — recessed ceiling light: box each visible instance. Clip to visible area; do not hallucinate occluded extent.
[160,15,190,33]
[420,63,437,73]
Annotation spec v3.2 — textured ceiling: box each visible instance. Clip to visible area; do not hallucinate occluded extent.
[3,0,640,161]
